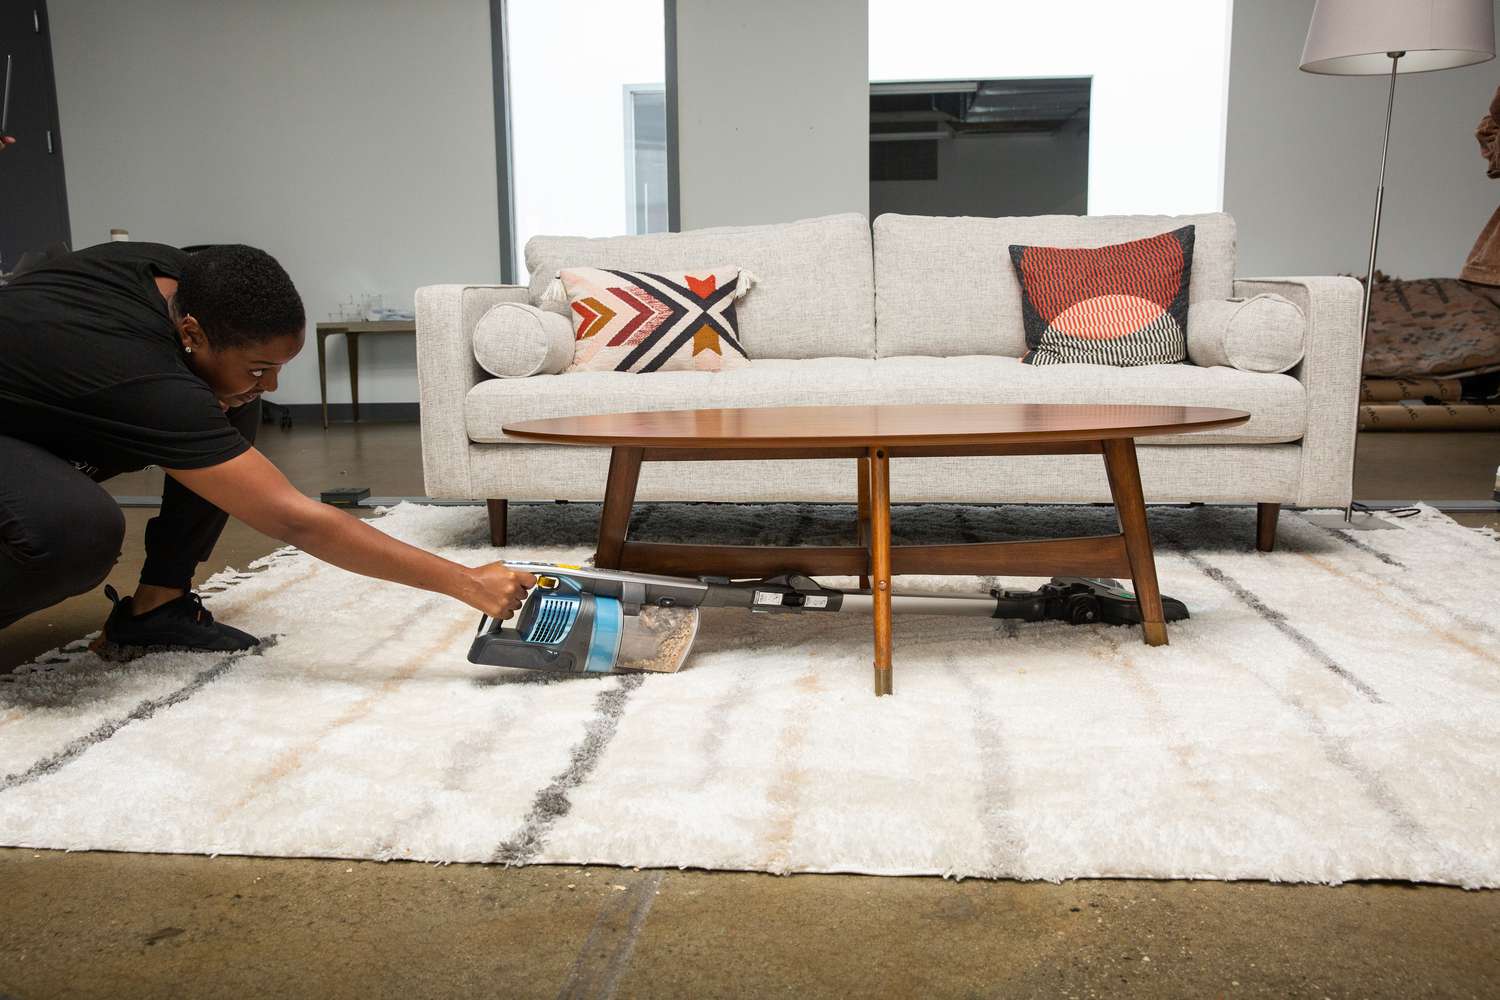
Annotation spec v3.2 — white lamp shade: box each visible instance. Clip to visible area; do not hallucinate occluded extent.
[1301,0,1496,75]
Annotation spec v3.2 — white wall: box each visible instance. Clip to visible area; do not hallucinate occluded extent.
[49,0,501,407]
[871,0,1233,217]
[674,0,869,230]
[1225,0,1500,278]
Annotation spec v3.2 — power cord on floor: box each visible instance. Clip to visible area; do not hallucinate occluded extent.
[1352,500,1421,518]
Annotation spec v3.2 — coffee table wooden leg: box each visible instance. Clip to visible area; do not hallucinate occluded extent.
[856,456,872,590]
[1101,438,1168,646]
[868,446,894,695]
[596,446,643,570]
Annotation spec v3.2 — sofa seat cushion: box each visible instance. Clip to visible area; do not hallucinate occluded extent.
[869,357,1304,444]
[466,358,880,443]
[466,356,1303,446]
[525,213,875,361]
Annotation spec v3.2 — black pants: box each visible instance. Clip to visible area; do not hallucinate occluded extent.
[0,400,259,629]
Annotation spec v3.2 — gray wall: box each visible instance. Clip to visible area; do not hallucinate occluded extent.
[48,0,501,407]
[1224,0,1499,278]
[870,125,1089,220]
[673,0,869,230]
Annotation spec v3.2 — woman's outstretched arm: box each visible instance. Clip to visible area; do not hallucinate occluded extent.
[166,447,534,618]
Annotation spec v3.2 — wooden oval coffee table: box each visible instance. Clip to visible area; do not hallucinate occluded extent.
[503,403,1249,696]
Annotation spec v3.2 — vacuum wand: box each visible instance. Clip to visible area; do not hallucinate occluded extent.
[468,563,1187,676]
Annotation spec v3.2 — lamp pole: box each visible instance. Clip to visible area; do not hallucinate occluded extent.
[1348,50,1404,523]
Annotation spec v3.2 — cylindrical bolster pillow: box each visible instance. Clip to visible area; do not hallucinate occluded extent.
[472,301,575,377]
[1187,294,1306,373]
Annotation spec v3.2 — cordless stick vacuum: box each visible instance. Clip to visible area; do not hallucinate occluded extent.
[467,562,1187,676]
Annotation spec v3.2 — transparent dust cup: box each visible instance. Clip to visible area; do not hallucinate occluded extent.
[615,606,700,673]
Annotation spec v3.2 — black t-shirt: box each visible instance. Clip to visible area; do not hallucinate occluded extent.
[0,242,250,478]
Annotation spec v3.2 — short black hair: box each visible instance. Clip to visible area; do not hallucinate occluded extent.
[175,244,305,349]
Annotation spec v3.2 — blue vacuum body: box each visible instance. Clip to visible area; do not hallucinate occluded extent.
[468,566,705,675]
[469,574,628,674]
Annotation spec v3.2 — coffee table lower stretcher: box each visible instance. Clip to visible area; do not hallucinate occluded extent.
[589,439,1168,696]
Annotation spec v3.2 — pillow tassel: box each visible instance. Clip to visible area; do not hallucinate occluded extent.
[733,270,757,299]
[541,273,567,306]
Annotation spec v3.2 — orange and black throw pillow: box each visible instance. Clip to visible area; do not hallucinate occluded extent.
[549,266,753,374]
[1009,226,1194,366]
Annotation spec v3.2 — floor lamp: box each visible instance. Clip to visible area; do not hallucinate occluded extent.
[1299,0,1495,521]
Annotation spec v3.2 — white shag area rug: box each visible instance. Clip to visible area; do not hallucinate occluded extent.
[2,502,1498,887]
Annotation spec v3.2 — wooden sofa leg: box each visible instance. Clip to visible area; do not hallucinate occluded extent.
[1256,503,1280,553]
[487,499,509,547]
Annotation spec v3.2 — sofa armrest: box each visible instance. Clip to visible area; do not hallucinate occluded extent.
[414,283,530,499]
[1233,276,1363,507]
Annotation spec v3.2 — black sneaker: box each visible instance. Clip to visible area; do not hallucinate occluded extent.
[92,585,260,661]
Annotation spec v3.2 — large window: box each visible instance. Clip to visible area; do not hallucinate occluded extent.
[870,78,1091,219]
[624,85,669,236]
[507,0,668,279]
[870,0,1233,215]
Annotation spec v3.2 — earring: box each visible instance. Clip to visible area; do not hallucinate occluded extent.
[184,346,193,354]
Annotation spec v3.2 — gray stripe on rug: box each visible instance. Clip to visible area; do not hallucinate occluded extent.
[1212,640,1439,860]
[1181,552,1383,704]
[1327,529,1407,569]
[1120,548,1445,867]
[758,668,820,873]
[1290,550,1500,685]
[689,665,757,793]
[1287,519,1500,660]
[374,685,528,860]
[492,673,646,865]
[1285,689,1425,847]
[1295,513,1408,569]
[948,651,1025,878]
[0,640,272,793]
[472,669,586,688]
[1097,630,1220,799]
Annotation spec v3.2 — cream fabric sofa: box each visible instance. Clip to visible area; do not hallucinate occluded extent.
[415,212,1362,548]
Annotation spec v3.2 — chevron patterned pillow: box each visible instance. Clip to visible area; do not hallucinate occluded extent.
[1010,226,1195,367]
[549,267,754,374]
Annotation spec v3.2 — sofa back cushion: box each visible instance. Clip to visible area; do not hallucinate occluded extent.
[525,213,875,360]
[873,212,1237,359]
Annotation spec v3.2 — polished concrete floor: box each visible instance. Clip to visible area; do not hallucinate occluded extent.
[2,421,1498,999]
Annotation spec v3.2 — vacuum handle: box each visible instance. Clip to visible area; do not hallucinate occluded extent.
[467,612,576,671]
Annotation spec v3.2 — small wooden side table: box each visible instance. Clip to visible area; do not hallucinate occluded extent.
[315,320,417,428]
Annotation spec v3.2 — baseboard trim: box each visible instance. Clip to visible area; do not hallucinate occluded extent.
[263,402,420,425]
